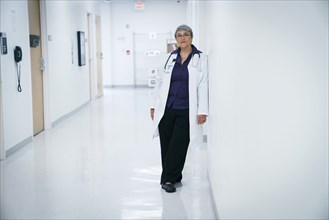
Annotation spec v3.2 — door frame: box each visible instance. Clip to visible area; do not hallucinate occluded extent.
[28,0,45,136]
[39,0,51,130]
[87,12,96,100]
[0,0,4,160]
[0,64,4,160]
[95,15,103,98]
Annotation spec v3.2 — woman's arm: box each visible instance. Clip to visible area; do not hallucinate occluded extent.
[197,54,209,117]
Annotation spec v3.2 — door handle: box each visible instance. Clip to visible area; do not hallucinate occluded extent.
[40,57,45,71]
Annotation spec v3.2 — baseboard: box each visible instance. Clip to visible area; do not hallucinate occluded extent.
[6,136,33,158]
[51,101,89,128]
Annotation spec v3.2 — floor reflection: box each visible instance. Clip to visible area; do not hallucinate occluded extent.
[1,88,216,219]
[161,185,187,219]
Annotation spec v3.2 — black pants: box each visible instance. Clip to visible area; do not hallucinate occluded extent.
[158,108,190,184]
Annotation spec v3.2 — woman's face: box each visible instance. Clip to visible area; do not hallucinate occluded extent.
[175,30,192,49]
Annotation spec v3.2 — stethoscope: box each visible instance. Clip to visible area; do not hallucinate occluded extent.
[164,52,201,71]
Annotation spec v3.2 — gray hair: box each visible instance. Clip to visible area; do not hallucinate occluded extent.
[175,24,193,38]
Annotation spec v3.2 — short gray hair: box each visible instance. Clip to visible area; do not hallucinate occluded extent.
[175,24,193,38]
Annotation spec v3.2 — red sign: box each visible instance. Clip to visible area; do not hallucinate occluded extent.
[135,1,144,10]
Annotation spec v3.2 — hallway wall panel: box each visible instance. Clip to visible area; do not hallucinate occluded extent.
[0,0,33,152]
[45,1,105,123]
[0,0,111,154]
[206,1,328,219]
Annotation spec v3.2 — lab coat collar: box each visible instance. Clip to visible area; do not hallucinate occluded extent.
[171,44,202,55]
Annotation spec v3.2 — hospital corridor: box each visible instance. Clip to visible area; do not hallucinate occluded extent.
[1,0,328,219]
[0,88,216,219]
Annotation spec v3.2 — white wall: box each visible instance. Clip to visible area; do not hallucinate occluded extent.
[206,1,328,219]
[0,0,111,153]
[0,0,33,151]
[187,1,200,48]
[45,0,110,123]
[108,1,187,86]
[101,4,112,87]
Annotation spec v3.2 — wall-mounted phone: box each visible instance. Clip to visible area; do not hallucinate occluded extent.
[0,32,8,55]
[14,46,22,92]
[14,46,22,63]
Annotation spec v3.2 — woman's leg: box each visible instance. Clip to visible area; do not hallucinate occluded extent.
[159,108,189,184]
[158,108,175,184]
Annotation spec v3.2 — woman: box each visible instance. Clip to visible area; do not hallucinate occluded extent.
[150,24,209,193]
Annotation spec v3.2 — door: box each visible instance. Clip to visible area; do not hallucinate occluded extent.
[28,0,44,136]
[87,13,95,100]
[95,15,103,97]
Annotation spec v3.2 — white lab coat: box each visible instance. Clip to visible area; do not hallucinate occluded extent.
[151,52,209,147]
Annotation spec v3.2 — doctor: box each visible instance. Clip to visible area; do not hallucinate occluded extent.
[150,24,209,193]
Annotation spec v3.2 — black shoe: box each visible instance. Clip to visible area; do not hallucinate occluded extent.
[161,183,176,193]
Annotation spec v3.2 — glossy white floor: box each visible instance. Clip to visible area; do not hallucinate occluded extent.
[0,88,216,220]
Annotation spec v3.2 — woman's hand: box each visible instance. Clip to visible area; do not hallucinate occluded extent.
[197,114,207,124]
[150,108,155,120]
